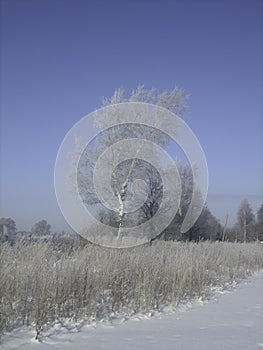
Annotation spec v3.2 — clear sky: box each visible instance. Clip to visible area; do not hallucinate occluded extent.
[0,0,262,231]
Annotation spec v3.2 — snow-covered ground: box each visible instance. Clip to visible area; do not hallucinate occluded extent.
[2,271,263,350]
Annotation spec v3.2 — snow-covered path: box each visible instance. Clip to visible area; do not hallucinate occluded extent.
[3,271,263,350]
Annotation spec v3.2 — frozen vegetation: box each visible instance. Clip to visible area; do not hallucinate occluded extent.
[0,240,262,343]
[2,270,263,350]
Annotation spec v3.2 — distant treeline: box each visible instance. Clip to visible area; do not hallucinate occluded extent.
[1,198,262,247]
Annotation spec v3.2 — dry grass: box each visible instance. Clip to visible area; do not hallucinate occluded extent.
[0,240,262,339]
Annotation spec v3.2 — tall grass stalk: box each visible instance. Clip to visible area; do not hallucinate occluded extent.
[0,241,262,339]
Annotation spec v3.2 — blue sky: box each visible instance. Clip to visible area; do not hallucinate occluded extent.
[0,0,262,231]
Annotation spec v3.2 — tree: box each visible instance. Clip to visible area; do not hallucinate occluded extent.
[156,162,220,242]
[188,207,222,241]
[160,163,193,241]
[224,225,238,242]
[0,217,17,244]
[256,204,263,241]
[164,204,222,242]
[237,198,256,242]
[74,85,190,245]
[31,220,51,237]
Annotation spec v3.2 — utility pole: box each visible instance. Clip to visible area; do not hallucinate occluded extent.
[243,214,247,243]
[222,213,228,241]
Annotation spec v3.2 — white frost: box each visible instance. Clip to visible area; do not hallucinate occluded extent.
[2,271,263,350]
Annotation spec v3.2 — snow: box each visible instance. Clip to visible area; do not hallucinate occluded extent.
[2,271,263,350]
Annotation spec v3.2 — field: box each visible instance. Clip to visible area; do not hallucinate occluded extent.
[1,240,262,341]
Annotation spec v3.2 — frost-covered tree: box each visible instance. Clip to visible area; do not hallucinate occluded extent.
[237,198,256,242]
[31,220,51,237]
[0,217,17,244]
[75,85,189,243]
[256,204,263,241]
